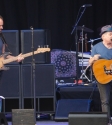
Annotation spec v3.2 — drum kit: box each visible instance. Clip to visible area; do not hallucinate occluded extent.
[76,25,101,84]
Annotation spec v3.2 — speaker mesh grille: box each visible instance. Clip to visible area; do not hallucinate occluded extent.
[0,65,20,97]
[21,29,51,63]
[21,64,55,97]
[12,109,35,125]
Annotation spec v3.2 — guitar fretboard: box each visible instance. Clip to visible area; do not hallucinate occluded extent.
[3,48,50,64]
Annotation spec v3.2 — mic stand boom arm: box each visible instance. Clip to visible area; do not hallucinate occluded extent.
[71,7,86,35]
[71,6,87,85]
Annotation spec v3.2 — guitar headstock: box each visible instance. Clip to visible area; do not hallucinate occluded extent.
[37,46,50,53]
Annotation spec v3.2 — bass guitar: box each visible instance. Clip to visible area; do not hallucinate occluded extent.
[0,47,50,70]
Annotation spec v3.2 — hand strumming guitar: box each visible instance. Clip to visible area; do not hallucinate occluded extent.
[89,54,101,65]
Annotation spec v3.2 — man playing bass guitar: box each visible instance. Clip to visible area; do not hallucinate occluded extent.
[0,15,24,81]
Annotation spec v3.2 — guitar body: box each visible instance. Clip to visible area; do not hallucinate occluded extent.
[92,59,112,84]
[0,52,11,68]
[0,56,4,68]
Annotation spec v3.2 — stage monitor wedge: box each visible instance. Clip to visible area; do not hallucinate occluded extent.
[55,99,92,121]
[12,109,35,125]
[21,29,51,64]
[69,112,108,125]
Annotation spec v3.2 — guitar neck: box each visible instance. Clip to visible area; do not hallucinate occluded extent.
[3,51,38,64]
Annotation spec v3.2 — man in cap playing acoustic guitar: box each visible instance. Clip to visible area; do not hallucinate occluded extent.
[89,25,112,125]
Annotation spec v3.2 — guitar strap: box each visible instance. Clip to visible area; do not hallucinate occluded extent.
[0,33,12,54]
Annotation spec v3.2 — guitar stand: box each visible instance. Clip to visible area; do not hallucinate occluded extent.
[79,66,91,83]
[80,71,91,82]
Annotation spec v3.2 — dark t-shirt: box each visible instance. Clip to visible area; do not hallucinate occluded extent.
[91,42,112,60]
[0,37,3,55]
[0,38,4,81]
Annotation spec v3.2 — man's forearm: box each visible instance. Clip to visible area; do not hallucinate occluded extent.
[89,57,95,65]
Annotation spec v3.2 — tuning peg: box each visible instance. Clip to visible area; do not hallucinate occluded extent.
[38,45,43,48]
[44,45,49,48]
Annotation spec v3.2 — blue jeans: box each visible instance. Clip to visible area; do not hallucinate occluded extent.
[97,82,111,122]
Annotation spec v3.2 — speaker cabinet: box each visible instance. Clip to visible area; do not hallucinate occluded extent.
[0,65,21,112]
[21,64,55,112]
[3,99,20,113]
[55,99,92,121]
[69,112,108,125]
[2,30,19,56]
[23,98,54,112]
[21,29,51,63]
[21,64,55,97]
[0,65,20,97]
[12,109,35,125]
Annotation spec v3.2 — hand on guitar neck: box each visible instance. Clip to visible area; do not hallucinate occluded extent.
[6,53,24,63]
[17,53,24,62]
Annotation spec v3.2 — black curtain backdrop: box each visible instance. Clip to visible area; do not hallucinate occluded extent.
[0,0,112,51]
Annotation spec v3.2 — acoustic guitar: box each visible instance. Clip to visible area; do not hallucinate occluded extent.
[92,59,112,84]
[0,47,50,70]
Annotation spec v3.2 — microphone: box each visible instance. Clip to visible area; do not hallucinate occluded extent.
[30,26,33,30]
[81,4,92,7]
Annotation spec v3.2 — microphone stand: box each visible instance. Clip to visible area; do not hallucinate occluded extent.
[71,6,87,85]
[30,26,36,124]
